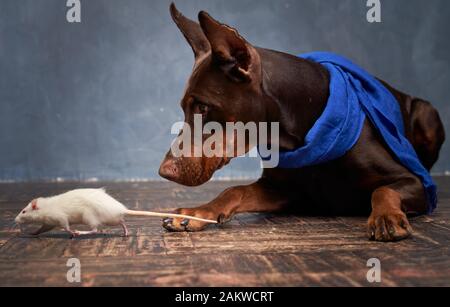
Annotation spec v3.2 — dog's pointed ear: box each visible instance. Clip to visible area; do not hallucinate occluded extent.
[198,11,254,83]
[170,3,210,59]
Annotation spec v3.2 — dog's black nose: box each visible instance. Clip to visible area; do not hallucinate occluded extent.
[159,159,179,181]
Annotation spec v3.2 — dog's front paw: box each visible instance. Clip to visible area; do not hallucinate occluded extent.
[367,210,413,242]
[162,208,219,232]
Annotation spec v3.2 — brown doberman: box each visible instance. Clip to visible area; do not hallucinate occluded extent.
[159,4,445,242]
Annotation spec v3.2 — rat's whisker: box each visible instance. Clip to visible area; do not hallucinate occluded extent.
[8,220,18,230]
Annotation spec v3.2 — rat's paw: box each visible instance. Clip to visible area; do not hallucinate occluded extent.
[69,231,81,239]
[367,210,412,242]
[162,208,217,232]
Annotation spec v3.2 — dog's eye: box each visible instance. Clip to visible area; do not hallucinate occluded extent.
[195,102,209,115]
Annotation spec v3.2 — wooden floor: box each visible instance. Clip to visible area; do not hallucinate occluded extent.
[0,178,449,287]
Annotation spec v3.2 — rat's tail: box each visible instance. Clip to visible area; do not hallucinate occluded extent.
[125,210,218,224]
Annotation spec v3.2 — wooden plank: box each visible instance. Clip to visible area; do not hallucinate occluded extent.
[0,179,449,287]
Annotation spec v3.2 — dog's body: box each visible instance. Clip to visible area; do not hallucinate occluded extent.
[159,4,445,241]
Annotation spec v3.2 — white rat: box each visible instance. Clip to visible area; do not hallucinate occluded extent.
[14,188,217,238]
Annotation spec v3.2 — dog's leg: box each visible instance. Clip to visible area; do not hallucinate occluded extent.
[367,178,426,242]
[163,180,289,232]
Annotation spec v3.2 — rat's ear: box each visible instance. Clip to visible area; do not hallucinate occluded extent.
[170,3,210,59]
[198,11,254,83]
[31,199,38,210]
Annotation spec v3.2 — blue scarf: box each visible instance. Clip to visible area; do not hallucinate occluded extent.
[272,52,437,214]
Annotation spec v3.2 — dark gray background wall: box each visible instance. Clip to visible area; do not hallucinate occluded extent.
[0,0,449,181]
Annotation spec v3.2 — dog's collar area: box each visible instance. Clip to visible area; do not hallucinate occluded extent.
[266,52,437,214]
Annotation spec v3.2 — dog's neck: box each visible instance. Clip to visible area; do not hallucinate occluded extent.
[258,48,330,151]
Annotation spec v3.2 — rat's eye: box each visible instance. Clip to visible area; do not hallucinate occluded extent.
[22,210,26,214]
